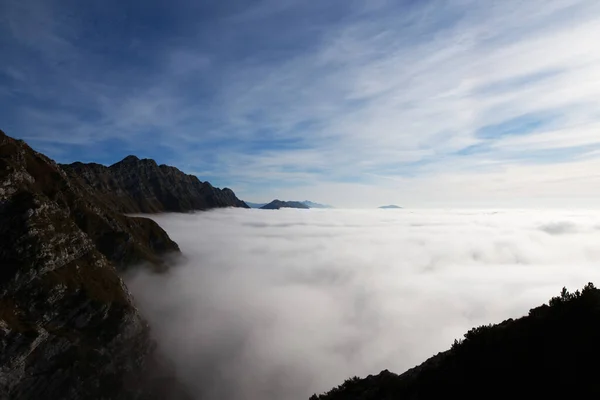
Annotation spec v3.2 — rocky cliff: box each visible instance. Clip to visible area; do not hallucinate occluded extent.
[311,284,600,400]
[61,156,248,213]
[0,130,183,399]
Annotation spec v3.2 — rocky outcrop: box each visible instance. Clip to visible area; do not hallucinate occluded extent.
[0,134,179,270]
[260,200,309,210]
[61,156,248,213]
[311,284,600,400]
[0,130,182,399]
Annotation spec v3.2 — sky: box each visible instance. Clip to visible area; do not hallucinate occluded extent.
[127,208,600,399]
[2,0,600,207]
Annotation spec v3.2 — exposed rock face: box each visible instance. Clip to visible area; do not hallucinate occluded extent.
[0,131,182,399]
[260,200,310,210]
[311,284,600,400]
[61,156,248,213]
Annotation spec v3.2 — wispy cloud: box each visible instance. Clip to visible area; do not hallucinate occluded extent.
[2,0,600,206]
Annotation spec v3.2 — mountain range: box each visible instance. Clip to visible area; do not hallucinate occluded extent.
[0,130,246,399]
[61,157,248,213]
[246,200,333,209]
[260,200,310,209]
[2,129,600,399]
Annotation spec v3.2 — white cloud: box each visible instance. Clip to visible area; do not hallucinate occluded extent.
[126,209,600,399]
[197,0,600,204]
[5,0,600,206]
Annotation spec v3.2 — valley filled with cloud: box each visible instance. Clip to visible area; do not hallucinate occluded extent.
[127,208,600,399]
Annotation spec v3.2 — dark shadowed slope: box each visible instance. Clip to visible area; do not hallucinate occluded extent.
[311,283,600,400]
[260,200,310,209]
[61,156,248,213]
[0,130,184,399]
[378,205,402,209]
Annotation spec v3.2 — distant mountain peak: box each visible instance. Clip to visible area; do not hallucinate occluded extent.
[379,205,402,209]
[246,199,334,209]
[260,200,309,210]
[121,154,140,163]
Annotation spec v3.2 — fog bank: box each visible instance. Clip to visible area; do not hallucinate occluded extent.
[127,209,600,399]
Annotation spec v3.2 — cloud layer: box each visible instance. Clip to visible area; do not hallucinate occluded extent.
[127,209,600,399]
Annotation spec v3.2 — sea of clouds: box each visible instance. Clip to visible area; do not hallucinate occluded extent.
[126,208,600,400]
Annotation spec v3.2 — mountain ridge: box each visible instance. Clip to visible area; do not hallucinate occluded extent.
[61,156,248,214]
[0,130,188,399]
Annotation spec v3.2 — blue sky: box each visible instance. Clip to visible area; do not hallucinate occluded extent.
[2,0,600,207]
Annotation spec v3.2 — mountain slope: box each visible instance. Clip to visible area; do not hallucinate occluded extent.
[0,130,182,399]
[311,284,600,400]
[245,201,268,208]
[61,156,248,213]
[260,200,310,209]
[300,200,333,208]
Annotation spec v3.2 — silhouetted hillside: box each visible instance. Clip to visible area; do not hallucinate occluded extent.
[311,283,600,399]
